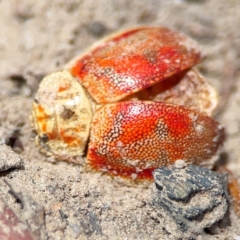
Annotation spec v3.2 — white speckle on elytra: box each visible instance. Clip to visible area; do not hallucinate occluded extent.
[131,173,138,180]
[135,167,142,173]
[218,124,224,130]
[116,141,123,147]
[142,162,152,169]
[205,149,212,155]
[195,123,204,135]
[212,135,220,143]
[189,112,198,122]
[100,167,108,173]
[126,159,139,166]
[163,59,171,64]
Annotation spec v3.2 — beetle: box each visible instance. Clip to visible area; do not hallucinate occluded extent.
[32,27,224,180]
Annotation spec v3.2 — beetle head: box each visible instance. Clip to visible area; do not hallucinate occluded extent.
[32,71,94,159]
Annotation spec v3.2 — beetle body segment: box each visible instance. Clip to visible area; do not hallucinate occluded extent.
[88,101,224,179]
[70,27,202,104]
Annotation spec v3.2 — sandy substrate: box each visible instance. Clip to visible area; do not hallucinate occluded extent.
[0,0,240,239]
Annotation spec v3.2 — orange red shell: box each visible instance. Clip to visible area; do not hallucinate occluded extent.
[71,27,202,104]
[88,101,224,179]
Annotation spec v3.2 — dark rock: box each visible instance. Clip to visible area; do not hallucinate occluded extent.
[152,164,229,236]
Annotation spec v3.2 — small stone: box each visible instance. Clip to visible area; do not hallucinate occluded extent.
[152,164,229,236]
[0,144,24,172]
[87,22,108,37]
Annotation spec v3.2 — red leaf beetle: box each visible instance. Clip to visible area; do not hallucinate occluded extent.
[32,27,224,180]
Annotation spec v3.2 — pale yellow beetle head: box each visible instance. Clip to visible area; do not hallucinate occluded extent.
[32,71,94,160]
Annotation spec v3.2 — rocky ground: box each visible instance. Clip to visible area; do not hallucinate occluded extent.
[0,0,240,239]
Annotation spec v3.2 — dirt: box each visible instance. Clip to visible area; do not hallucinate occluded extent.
[0,0,240,239]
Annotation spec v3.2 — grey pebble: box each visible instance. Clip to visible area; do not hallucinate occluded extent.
[152,164,229,237]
